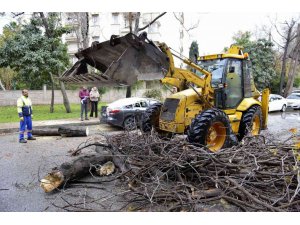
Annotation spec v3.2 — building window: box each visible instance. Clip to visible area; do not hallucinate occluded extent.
[92,14,99,25]
[148,23,158,33]
[112,13,119,24]
[92,36,100,42]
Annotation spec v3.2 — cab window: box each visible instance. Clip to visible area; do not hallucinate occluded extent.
[225,59,243,108]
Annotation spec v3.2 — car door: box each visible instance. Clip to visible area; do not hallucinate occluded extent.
[274,96,281,111]
[276,95,285,111]
[269,96,276,112]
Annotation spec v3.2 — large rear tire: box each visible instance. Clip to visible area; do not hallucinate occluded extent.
[141,102,173,139]
[141,103,162,132]
[238,105,262,141]
[187,108,231,152]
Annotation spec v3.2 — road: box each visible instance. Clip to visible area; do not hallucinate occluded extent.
[0,111,299,211]
[265,109,300,139]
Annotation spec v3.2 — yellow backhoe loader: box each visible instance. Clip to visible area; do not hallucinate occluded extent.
[61,32,269,151]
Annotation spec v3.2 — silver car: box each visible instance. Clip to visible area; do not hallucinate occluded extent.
[100,97,160,130]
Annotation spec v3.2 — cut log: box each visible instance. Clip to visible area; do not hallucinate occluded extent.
[40,153,112,193]
[58,126,89,137]
[32,128,60,136]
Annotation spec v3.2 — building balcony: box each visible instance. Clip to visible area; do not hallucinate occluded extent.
[65,35,78,42]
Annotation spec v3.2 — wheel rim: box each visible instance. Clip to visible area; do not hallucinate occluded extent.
[124,117,136,130]
[206,122,226,152]
[251,115,260,135]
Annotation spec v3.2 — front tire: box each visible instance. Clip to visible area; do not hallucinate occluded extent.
[141,103,162,132]
[238,105,262,141]
[187,108,231,152]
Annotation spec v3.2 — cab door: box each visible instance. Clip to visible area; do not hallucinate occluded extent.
[224,59,243,109]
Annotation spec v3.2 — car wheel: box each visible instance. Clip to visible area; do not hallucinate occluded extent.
[123,116,137,131]
[281,104,286,112]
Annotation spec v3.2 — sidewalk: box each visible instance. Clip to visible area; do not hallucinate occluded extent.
[0,117,101,134]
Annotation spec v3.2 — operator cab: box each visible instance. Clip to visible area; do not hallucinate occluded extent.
[197,46,254,110]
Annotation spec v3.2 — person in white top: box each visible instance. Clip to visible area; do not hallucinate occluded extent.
[89,87,100,117]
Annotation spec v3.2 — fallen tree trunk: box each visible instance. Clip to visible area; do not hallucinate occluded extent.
[40,153,112,193]
[58,126,89,137]
[32,128,60,136]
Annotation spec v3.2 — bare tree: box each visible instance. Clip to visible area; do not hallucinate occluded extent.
[124,12,141,98]
[124,12,166,98]
[272,18,298,95]
[173,13,199,68]
[66,13,90,49]
[284,24,300,96]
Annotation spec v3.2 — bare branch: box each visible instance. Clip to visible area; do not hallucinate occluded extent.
[138,12,166,32]
[11,12,24,18]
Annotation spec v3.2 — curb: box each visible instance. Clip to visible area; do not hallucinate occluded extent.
[0,121,100,134]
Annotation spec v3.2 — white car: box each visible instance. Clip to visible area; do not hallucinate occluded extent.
[269,94,288,112]
[286,93,300,109]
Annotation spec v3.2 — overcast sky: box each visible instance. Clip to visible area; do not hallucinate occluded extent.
[157,12,300,56]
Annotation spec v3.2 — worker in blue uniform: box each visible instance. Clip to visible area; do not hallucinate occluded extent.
[17,89,36,143]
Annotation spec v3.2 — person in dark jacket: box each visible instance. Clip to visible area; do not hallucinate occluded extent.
[17,89,36,143]
[79,86,90,121]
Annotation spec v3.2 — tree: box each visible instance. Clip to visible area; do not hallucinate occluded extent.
[189,41,199,62]
[65,13,90,49]
[0,13,71,113]
[272,18,298,95]
[188,41,199,73]
[123,12,166,98]
[125,12,141,98]
[284,24,300,96]
[38,12,72,113]
[231,31,276,90]
[173,13,199,68]
[0,67,17,90]
[0,22,19,90]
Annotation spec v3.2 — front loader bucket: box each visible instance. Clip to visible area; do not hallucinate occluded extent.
[60,33,169,86]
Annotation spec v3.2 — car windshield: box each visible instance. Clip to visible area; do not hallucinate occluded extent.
[287,94,300,99]
[197,58,227,88]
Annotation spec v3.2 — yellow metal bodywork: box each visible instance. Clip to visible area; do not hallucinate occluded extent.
[261,89,270,129]
[156,44,269,139]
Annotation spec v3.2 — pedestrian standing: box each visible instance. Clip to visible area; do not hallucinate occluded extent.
[79,86,90,121]
[89,87,100,118]
[17,89,36,143]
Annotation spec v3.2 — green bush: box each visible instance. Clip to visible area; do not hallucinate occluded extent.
[143,89,162,101]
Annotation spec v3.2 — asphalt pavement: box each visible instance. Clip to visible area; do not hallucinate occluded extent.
[0,110,299,211]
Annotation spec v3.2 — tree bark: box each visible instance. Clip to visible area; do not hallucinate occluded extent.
[80,12,89,49]
[0,79,5,91]
[279,20,297,95]
[40,153,113,192]
[284,24,300,97]
[50,72,55,113]
[32,126,89,137]
[59,79,71,113]
[58,126,89,137]
[32,128,60,136]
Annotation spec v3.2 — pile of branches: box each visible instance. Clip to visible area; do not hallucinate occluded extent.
[97,131,300,212]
